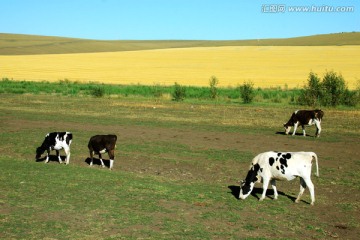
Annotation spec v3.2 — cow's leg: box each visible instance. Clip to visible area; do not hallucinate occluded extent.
[270,179,278,200]
[99,153,105,168]
[259,177,270,201]
[295,177,310,204]
[315,120,321,137]
[45,149,50,163]
[292,122,299,136]
[89,151,94,167]
[64,147,70,165]
[302,177,315,205]
[108,149,115,170]
[56,150,63,164]
[302,125,306,137]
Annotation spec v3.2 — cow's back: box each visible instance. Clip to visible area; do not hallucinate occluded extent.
[88,134,117,150]
[257,151,315,180]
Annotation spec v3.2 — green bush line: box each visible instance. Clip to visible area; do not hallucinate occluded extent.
[0,78,298,102]
[1,77,358,107]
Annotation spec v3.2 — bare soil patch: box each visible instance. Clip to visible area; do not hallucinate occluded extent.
[2,113,359,239]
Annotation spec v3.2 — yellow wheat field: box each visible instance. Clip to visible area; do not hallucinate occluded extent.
[1,46,359,89]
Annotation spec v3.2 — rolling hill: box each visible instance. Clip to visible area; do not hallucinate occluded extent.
[0,32,359,55]
[1,32,359,89]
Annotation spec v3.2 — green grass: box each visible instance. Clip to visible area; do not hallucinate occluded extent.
[1,93,359,239]
[3,78,359,107]
[1,32,359,55]
[0,157,327,239]
[0,78,339,107]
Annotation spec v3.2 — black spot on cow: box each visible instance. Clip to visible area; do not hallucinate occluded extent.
[244,163,260,183]
[269,157,275,166]
[276,166,280,170]
[253,163,260,172]
[279,157,288,168]
[65,133,73,145]
[277,152,281,157]
[279,161,286,175]
[260,167,263,172]
[283,153,292,159]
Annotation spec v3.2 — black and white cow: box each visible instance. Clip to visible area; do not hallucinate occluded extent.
[239,151,319,205]
[36,132,73,165]
[284,109,324,137]
[88,134,117,170]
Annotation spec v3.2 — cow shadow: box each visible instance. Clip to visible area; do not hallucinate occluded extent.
[228,185,240,199]
[35,155,66,163]
[228,185,270,200]
[275,131,312,137]
[84,157,110,168]
[228,185,297,202]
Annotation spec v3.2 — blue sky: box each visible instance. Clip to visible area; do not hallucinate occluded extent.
[1,0,359,40]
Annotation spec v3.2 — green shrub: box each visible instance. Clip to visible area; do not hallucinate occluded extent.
[299,70,359,107]
[321,71,346,106]
[90,86,105,98]
[209,76,219,100]
[172,82,186,101]
[298,72,322,106]
[239,81,254,104]
[342,89,358,107]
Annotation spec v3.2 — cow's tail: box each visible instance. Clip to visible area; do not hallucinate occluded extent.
[312,153,319,177]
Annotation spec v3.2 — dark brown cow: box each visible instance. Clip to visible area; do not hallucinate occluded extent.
[284,110,324,137]
[88,135,117,170]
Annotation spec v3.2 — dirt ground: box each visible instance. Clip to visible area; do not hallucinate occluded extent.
[3,115,360,239]
[94,124,360,239]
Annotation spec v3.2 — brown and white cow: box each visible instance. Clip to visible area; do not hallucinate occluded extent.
[284,109,324,137]
[239,151,319,205]
[88,134,117,170]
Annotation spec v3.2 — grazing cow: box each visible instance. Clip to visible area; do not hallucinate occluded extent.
[239,151,319,205]
[88,134,117,170]
[284,109,324,137]
[36,132,73,165]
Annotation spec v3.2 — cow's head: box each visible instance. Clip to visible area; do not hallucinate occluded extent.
[239,163,260,200]
[283,123,291,135]
[35,147,44,159]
